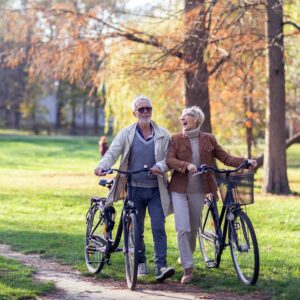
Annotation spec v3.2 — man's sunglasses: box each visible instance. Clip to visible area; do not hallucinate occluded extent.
[137,106,152,113]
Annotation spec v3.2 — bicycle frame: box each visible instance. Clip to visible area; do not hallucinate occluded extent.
[92,168,148,257]
[203,195,242,262]
[202,173,244,264]
[199,162,259,285]
[110,191,137,253]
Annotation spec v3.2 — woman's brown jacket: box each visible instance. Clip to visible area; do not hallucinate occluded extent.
[166,131,245,197]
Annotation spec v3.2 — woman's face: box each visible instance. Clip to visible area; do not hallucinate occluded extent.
[180,112,198,131]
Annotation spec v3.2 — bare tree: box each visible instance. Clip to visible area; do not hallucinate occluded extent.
[263,0,290,194]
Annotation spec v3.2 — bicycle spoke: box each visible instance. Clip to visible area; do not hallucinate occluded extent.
[199,201,218,267]
[229,211,259,285]
[124,213,138,290]
[85,208,106,274]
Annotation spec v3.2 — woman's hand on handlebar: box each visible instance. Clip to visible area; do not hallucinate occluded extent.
[246,159,257,168]
[187,163,197,174]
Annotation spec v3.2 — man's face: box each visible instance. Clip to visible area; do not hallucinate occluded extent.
[133,99,152,124]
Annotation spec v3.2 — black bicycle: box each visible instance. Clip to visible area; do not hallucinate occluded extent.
[197,161,259,285]
[85,167,150,290]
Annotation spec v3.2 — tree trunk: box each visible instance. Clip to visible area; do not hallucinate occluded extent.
[70,101,77,135]
[243,78,255,159]
[82,97,87,130]
[56,99,63,130]
[263,0,290,194]
[94,96,99,135]
[184,0,212,133]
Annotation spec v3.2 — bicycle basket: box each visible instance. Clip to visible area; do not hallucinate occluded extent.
[216,172,254,205]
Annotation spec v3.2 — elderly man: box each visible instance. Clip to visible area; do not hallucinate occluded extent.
[94,95,175,281]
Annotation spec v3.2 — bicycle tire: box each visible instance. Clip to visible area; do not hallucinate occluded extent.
[85,206,107,274]
[229,210,259,285]
[199,200,219,268]
[124,212,139,290]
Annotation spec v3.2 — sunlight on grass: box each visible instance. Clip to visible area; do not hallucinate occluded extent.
[0,134,299,299]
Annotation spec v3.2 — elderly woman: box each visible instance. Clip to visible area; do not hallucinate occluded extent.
[166,106,257,284]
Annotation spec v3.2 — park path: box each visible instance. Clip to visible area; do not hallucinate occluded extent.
[0,244,269,300]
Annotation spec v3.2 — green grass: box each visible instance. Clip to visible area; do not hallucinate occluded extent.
[0,133,299,299]
[0,256,54,299]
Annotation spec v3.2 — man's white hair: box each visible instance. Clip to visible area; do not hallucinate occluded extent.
[131,95,152,111]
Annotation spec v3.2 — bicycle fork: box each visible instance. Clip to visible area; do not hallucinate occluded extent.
[204,197,223,267]
[228,208,251,252]
[122,205,138,255]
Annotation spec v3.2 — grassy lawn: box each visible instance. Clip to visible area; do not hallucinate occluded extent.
[0,133,299,299]
[0,256,54,300]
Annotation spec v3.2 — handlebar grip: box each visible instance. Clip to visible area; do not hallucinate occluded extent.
[244,160,250,169]
[102,169,113,174]
[198,164,208,173]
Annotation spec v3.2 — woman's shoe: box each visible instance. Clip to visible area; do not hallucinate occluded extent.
[181,267,193,284]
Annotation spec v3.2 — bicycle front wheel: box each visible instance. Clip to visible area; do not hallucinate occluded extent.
[124,212,139,290]
[229,210,259,285]
[199,200,219,268]
[85,206,107,274]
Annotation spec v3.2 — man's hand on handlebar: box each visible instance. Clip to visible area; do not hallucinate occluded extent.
[150,166,163,176]
[94,167,106,176]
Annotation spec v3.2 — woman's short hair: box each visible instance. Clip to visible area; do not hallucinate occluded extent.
[182,106,205,127]
[131,95,152,111]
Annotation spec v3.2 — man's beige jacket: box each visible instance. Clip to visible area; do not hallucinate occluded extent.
[97,121,173,217]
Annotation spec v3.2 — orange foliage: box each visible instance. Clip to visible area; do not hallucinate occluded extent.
[1,0,268,139]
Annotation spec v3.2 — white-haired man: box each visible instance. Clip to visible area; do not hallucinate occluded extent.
[94,96,175,281]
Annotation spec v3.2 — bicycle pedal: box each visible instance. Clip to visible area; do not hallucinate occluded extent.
[206,261,217,268]
[239,244,249,252]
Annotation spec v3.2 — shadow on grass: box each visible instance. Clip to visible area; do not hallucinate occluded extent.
[0,230,298,299]
[0,229,127,281]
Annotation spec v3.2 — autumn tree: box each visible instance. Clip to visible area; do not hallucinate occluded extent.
[1,0,298,172]
[0,1,269,133]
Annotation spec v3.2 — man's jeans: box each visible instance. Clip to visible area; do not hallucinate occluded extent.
[130,186,167,269]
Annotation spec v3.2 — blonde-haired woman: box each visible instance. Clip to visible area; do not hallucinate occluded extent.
[166,106,256,284]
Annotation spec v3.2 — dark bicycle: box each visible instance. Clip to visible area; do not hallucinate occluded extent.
[197,161,259,285]
[85,167,150,290]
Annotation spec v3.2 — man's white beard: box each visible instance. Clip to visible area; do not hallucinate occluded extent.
[139,117,151,124]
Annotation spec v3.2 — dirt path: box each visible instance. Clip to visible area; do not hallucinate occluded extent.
[0,244,269,300]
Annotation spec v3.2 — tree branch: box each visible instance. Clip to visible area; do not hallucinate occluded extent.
[283,21,300,31]
[255,132,300,169]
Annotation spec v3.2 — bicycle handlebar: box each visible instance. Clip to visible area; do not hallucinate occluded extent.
[100,166,151,176]
[195,161,249,176]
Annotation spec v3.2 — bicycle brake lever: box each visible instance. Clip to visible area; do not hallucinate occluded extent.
[148,171,163,178]
[193,171,202,176]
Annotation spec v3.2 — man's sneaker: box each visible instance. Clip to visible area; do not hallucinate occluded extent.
[177,257,182,266]
[155,266,175,282]
[137,262,147,277]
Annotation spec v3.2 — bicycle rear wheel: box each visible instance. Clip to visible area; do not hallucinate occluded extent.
[229,210,259,285]
[199,199,219,268]
[85,206,107,274]
[124,212,139,290]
